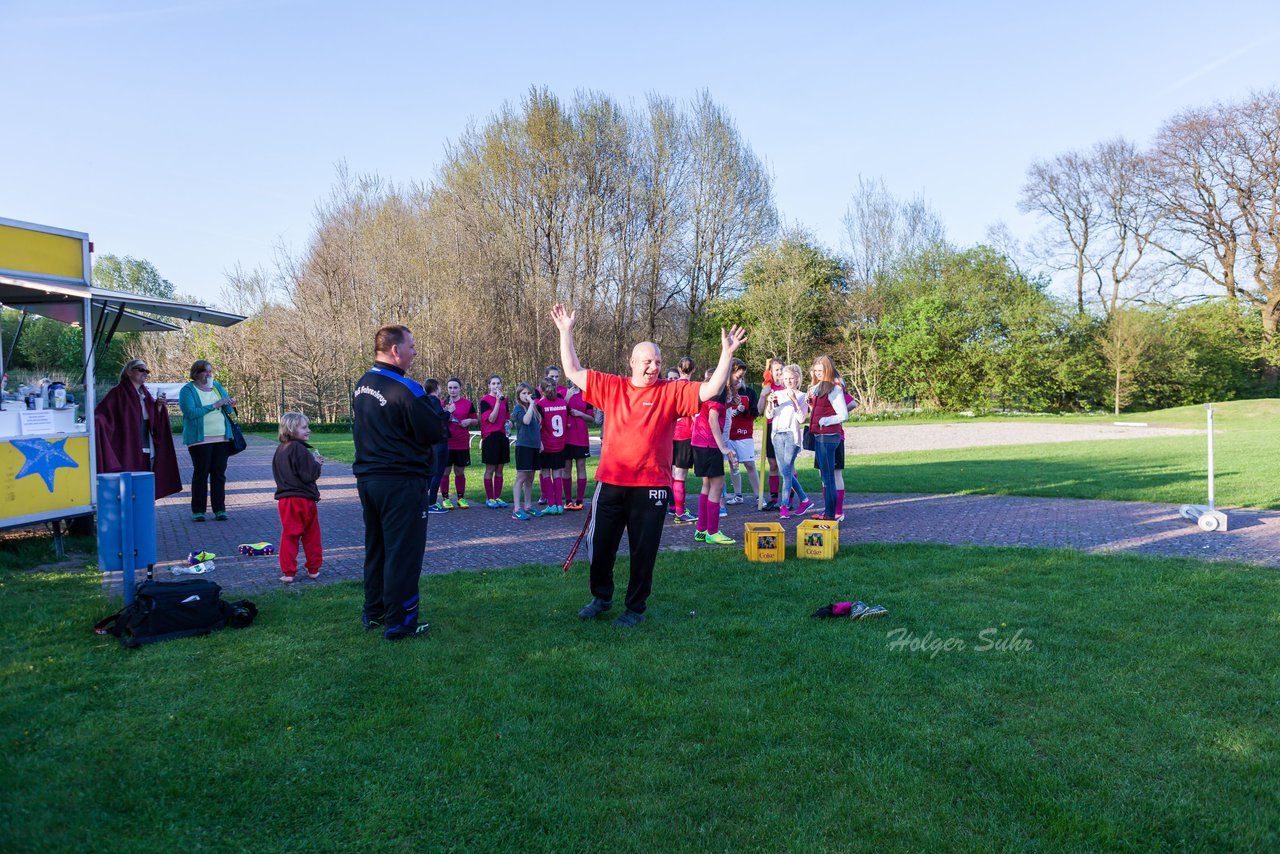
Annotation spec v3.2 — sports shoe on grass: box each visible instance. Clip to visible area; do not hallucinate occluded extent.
[861,605,888,619]
[280,574,296,584]
[214,511,229,521]
[797,499,814,516]
[362,613,383,631]
[705,531,736,545]
[456,498,471,509]
[847,601,870,619]
[672,512,697,524]
[611,610,646,628]
[440,498,454,510]
[384,623,430,641]
[192,513,206,522]
[578,598,612,619]
[694,530,707,542]
[427,503,448,514]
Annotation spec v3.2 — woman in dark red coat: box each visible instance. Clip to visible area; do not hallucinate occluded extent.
[94,359,182,499]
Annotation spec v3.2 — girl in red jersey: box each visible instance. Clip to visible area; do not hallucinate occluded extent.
[757,358,785,510]
[691,380,737,545]
[725,358,761,505]
[441,377,478,509]
[669,357,697,524]
[562,379,595,510]
[536,378,570,515]
[479,374,511,508]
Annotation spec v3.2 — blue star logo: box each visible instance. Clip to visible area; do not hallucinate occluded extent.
[11,437,80,492]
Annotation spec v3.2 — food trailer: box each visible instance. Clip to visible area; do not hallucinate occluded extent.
[0,216,244,540]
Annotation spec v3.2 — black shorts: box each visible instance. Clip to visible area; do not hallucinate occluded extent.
[481,432,510,466]
[692,445,725,478]
[564,442,590,460]
[515,446,540,472]
[813,439,845,470]
[672,438,694,470]
[764,428,776,460]
[539,449,566,471]
[447,448,471,468]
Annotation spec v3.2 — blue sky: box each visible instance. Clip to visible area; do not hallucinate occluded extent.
[3,0,1277,305]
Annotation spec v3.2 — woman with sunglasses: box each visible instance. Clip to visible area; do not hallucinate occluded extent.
[94,359,182,499]
[178,360,237,521]
[806,355,849,520]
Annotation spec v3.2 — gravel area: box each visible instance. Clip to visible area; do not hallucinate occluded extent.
[842,422,1199,455]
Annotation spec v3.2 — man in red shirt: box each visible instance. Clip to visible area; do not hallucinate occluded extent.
[552,303,747,627]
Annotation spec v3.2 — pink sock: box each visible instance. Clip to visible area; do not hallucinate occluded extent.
[576,474,586,503]
[495,474,504,501]
[709,504,721,535]
[697,493,709,529]
[769,475,779,498]
[455,472,465,499]
[560,475,570,504]
[837,489,845,513]
[484,473,494,500]
[552,476,563,506]
[673,480,686,514]
[540,474,551,502]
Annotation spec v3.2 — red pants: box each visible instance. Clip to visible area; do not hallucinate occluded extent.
[278,497,323,575]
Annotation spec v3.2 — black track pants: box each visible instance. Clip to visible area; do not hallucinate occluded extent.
[358,477,429,631]
[587,483,671,614]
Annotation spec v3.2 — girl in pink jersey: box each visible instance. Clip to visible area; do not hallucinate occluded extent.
[562,380,594,510]
[669,357,697,524]
[479,374,511,508]
[536,378,570,515]
[691,381,737,545]
[441,377,478,509]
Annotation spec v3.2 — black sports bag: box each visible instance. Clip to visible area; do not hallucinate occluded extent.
[95,579,255,648]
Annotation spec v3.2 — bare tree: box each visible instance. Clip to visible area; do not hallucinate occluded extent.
[842,175,945,288]
[1019,151,1099,314]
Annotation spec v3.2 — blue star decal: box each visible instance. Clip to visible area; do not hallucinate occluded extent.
[11,437,80,492]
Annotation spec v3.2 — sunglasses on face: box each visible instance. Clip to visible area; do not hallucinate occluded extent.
[134,368,151,375]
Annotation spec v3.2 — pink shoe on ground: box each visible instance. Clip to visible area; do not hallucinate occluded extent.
[797,499,814,515]
[779,506,790,519]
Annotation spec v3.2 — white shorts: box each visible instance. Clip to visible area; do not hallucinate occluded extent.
[727,438,755,463]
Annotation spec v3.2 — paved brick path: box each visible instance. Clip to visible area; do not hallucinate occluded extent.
[112,436,1280,597]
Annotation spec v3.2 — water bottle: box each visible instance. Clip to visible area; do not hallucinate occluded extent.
[50,382,67,410]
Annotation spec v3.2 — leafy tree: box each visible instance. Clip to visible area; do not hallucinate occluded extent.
[92,254,176,298]
[734,230,844,365]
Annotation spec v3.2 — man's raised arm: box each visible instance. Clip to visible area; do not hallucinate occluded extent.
[551,304,589,394]
[700,325,748,401]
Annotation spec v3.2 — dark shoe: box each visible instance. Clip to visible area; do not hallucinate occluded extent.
[214,511,229,521]
[191,513,206,522]
[861,605,889,619]
[762,500,779,512]
[578,598,612,620]
[384,623,430,641]
[362,611,384,631]
[611,610,646,628]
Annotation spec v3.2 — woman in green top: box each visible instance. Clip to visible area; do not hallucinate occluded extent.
[178,359,237,521]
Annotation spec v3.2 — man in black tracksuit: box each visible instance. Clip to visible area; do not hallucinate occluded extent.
[352,325,448,640]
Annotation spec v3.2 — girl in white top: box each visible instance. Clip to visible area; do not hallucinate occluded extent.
[764,364,813,519]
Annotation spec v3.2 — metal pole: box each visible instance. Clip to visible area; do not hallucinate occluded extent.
[1205,403,1215,511]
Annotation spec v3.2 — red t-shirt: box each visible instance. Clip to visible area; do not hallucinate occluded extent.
[564,390,593,447]
[584,371,702,486]
[479,394,508,438]
[728,386,758,440]
[691,400,727,449]
[536,397,569,453]
[444,398,474,450]
[672,379,694,441]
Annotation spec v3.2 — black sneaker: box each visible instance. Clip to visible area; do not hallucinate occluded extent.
[384,623,430,641]
[762,500,779,512]
[611,610,646,628]
[861,605,889,619]
[362,613,383,631]
[578,598,612,620]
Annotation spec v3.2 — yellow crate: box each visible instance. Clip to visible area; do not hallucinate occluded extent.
[744,522,786,563]
[796,519,839,560]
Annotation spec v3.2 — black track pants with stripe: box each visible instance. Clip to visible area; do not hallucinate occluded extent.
[587,483,671,614]
[358,476,429,631]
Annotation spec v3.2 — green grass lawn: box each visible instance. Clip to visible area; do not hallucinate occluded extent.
[3,537,1277,851]
[851,399,1280,509]
[258,399,1280,508]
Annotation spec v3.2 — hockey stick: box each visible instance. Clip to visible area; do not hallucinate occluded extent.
[562,504,593,573]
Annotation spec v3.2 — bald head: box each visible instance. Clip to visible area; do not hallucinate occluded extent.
[628,341,662,386]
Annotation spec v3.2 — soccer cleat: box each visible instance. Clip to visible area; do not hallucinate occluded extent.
[239,542,275,556]
[440,498,454,510]
[362,612,383,631]
[384,622,431,641]
[565,501,582,511]
[578,598,613,619]
[493,498,509,508]
[705,531,736,545]
[527,507,544,518]
[694,530,707,542]
[511,509,531,521]
[485,499,499,508]
[455,498,471,509]
[611,610,646,628]
[810,514,834,521]
[187,550,216,565]
[797,499,814,516]
[427,503,449,514]
[672,512,697,525]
